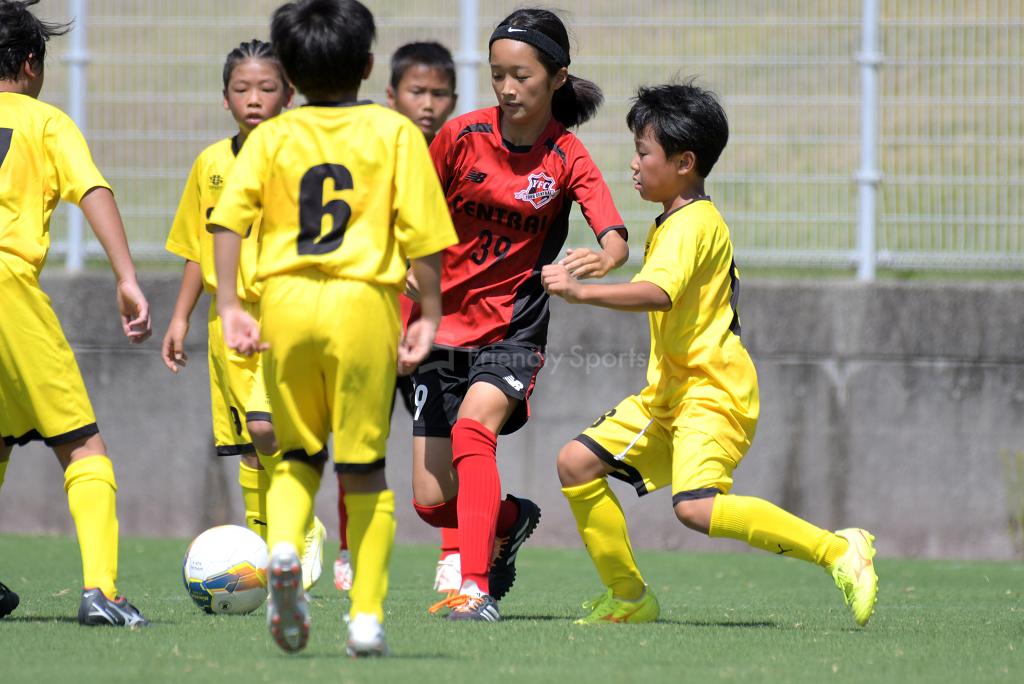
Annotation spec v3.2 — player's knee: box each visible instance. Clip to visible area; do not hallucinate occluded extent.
[247,420,277,455]
[673,497,714,534]
[0,443,11,462]
[557,439,605,487]
[339,468,387,494]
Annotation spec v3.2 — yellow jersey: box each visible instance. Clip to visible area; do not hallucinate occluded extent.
[210,101,457,287]
[0,93,110,276]
[632,199,759,459]
[165,136,262,301]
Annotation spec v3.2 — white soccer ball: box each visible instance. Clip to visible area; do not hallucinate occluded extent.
[183,524,269,615]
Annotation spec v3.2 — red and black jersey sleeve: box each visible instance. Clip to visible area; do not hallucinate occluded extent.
[408,107,625,349]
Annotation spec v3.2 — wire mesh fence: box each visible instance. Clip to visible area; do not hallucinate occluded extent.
[38,0,1023,272]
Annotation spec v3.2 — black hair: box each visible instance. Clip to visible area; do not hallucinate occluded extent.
[492,8,602,128]
[222,39,289,91]
[626,82,729,178]
[0,0,71,81]
[389,41,456,92]
[270,0,375,98]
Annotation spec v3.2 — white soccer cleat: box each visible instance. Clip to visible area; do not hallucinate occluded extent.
[301,516,327,591]
[267,543,309,653]
[433,553,462,593]
[346,612,389,657]
[333,549,353,592]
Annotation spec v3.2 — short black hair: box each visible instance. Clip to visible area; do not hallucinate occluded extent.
[222,39,288,91]
[0,0,71,81]
[389,42,455,92]
[270,0,375,97]
[626,82,729,177]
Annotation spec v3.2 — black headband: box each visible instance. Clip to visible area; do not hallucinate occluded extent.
[488,24,570,68]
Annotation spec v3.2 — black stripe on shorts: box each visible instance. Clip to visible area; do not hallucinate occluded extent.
[334,457,386,474]
[245,411,272,423]
[282,447,329,468]
[216,443,256,457]
[575,434,650,497]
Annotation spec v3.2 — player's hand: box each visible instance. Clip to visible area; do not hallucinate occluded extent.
[116,278,152,344]
[397,318,437,375]
[161,317,190,373]
[560,247,615,280]
[404,270,420,301]
[541,263,582,303]
[221,307,267,356]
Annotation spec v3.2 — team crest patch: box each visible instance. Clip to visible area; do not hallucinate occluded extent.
[514,172,559,209]
[209,174,224,189]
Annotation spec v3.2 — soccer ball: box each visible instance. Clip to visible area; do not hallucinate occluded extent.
[183,525,269,615]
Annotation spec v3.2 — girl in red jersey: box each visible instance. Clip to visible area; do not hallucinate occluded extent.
[406,8,629,622]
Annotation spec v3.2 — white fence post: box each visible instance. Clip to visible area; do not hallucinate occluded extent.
[856,0,882,281]
[456,0,481,115]
[64,0,89,272]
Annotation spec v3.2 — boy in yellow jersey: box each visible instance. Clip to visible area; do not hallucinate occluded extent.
[0,0,150,626]
[209,0,456,657]
[160,39,326,591]
[542,83,878,627]
[333,40,460,596]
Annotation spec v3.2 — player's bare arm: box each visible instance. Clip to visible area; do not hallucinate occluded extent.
[542,264,670,311]
[399,252,442,375]
[211,226,265,356]
[559,229,629,279]
[78,186,152,343]
[161,260,203,373]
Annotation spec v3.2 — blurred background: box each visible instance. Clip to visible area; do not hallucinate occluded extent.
[38,0,1023,277]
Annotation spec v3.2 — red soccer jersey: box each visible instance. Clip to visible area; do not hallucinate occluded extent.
[405,107,625,348]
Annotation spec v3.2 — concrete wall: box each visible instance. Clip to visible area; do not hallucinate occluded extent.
[2,274,1023,560]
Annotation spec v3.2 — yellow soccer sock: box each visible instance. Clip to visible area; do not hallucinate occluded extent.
[266,459,320,555]
[238,461,270,541]
[562,478,646,600]
[346,490,396,622]
[709,494,849,567]
[64,455,119,598]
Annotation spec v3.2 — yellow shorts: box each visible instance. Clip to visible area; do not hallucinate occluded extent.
[259,271,399,472]
[577,394,742,503]
[0,252,98,447]
[207,299,265,455]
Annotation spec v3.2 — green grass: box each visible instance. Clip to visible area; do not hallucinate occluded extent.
[2,534,1022,683]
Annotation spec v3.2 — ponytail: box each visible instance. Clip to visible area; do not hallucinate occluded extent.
[491,8,603,128]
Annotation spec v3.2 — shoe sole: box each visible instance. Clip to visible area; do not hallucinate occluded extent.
[268,553,309,652]
[490,499,541,601]
[346,639,390,657]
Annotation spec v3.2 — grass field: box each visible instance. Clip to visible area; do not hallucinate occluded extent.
[2,534,1022,683]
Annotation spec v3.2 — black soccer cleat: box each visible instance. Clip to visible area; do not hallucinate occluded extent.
[488,494,541,601]
[445,593,501,622]
[0,581,19,619]
[78,588,150,627]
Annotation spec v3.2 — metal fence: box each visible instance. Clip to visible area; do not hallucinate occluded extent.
[40,0,1023,276]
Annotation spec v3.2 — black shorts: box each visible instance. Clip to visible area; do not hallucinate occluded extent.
[410,342,544,438]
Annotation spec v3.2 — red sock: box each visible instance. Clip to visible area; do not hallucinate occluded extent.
[413,497,459,527]
[452,418,499,594]
[496,497,520,536]
[337,473,348,551]
[439,527,459,559]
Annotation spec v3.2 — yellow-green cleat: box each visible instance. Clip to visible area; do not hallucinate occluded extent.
[301,516,327,591]
[829,528,878,627]
[574,586,660,624]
